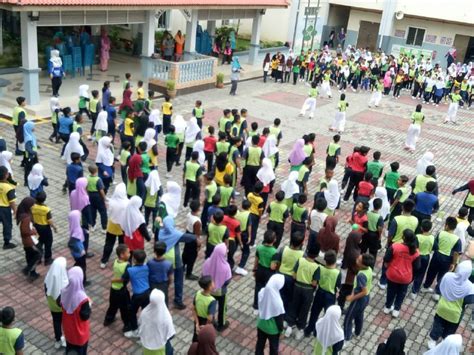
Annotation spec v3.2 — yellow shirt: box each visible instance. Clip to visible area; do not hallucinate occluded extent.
[248,192,263,216]
[0,182,16,207]
[107,220,123,235]
[32,203,52,225]
[124,117,134,137]
[137,87,145,100]
[214,164,234,186]
[162,102,172,115]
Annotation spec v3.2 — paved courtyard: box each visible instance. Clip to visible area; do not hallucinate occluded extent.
[0,77,473,354]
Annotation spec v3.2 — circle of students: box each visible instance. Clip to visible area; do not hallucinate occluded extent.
[0,52,473,355]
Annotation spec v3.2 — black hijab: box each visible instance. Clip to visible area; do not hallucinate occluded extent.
[376,328,406,355]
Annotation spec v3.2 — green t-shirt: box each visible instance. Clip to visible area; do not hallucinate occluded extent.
[256,244,277,268]
[165,133,180,148]
[384,171,400,190]
[366,160,383,179]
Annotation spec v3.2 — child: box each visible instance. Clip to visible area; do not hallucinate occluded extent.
[248,181,264,246]
[27,163,48,198]
[68,210,88,285]
[299,82,318,119]
[330,94,348,133]
[366,151,384,186]
[78,84,90,120]
[119,141,132,184]
[326,134,341,170]
[350,201,368,234]
[223,204,242,270]
[218,174,235,212]
[192,276,216,341]
[106,96,117,142]
[413,181,439,231]
[383,162,400,203]
[444,88,462,124]
[88,90,101,139]
[253,230,276,312]
[232,200,252,276]
[86,164,107,231]
[104,244,132,334]
[368,77,383,108]
[32,191,57,265]
[144,170,162,229]
[203,126,217,172]
[290,194,308,236]
[182,199,202,280]
[165,125,179,178]
[454,207,474,251]
[123,73,132,89]
[206,210,229,258]
[0,306,25,354]
[200,172,218,232]
[305,250,341,337]
[422,217,461,299]
[267,191,289,248]
[297,157,312,195]
[218,109,232,136]
[360,198,384,258]
[405,104,425,152]
[121,113,135,153]
[192,100,205,129]
[96,136,114,193]
[284,243,320,340]
[343,253,374,341]
[307,198,328,253]
[161,96,173,134]
[320,69,333,98]
[411,219,434,299]
[183,151,203,208]
[147,241,173,305]
[242,135,264,197]
[49,97,61,143]
[122,249,150,338]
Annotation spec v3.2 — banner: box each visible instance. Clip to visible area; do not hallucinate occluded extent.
[391,44,433,60]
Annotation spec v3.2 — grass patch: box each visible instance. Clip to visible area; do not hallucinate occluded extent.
[235,36,284,52]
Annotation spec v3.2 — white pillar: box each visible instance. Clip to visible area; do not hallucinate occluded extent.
[248,12,262,65]
[378,0,396,50]
[142,10,156,57]
[207,20,216,39]
[184,10,198,53]
[20,12,40,105]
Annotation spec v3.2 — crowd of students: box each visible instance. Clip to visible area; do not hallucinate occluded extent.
[0,57,473,355]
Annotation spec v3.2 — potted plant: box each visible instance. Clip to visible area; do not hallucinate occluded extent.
[216,73,225,88]
[166,79,176,98]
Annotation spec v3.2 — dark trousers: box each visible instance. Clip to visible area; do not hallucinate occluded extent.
[385,280,408,311]
[51,76,62,96]
[205,243,216,259]
[230,80,238,95]
[360,231,380,258]
[423,253,451,294]
[249,213,260,246]
[280,274,294,312]
[183,180,200,207]
[412,254,430,294]
[144,206,157,229]
[176,143,184,164]
[293,72,298,85]
[79,139,89,161]
[343,171,364,201]
[255,328,279,355]
[238,232,250,268]
[253,266,274,309]
[130,290,151,330]
[341,168,351,189]
[343,296,369,340]
[306,230,319,255]
[263,71,268,83]
[24,246,42,275]
[429,314,459,341]
[337,284,353,312]
[50,123,59,141]
[182,240,198,277]
[66,342,88,355]
[286,284,314,329]
[305,289,336,336]
[90,112,98,135]
[166,148,177,172]
[104,287,131,332]
[200,201,211,232]
[393,83,402,97]
[413,210,431,233]
[89,192,107,229]
[36,224,53,262]
[100,233,124,264]
[267,221,284,248]
[205,151,214,172]
[214,293,227,327]
[227,239,238,269]
[162,114,172,135]
[74,255,87,283]
[0,206,13,244]
[50,311,63,342]
[412,81,422,97]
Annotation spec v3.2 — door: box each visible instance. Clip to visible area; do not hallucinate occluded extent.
[357,21,380,51]
[454,34,470,63]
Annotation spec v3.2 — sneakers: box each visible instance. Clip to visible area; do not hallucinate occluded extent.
[165,173,171,178]
[383,306,393,314]
[100,263,107,269]
[427,339,437,349]
[174,302,186,310]
[421,287,434,293]
[3,242,17,250]
[253,309,259,316]
[124,330,139,338]
[54,341,62,349]
[432,294,440,301]
[234,191,241,196]
[284,326,293,338]
[185,274,199,281]
[378,281,387,290]
[295,329,304,340]
[392,310,400,318]
[234,267,248,276]
[410,292,417,301]
[61,336,66,348]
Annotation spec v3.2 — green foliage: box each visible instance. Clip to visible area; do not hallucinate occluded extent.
[166,79,176,91]
[215,26,234,42]
[216,72,225,84]
[108,26,122,49]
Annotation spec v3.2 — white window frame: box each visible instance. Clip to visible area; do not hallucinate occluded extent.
[405,26,426,47]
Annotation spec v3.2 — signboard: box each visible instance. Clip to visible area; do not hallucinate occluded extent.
[391,44,433,60]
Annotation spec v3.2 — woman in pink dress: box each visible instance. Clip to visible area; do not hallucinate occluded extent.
[100,29,111,72]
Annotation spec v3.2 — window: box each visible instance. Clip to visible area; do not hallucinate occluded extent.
[406,27,425,46]
[157,11,169,29]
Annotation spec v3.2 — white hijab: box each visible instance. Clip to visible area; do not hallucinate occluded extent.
[369,186,390,220]
[258,274,285,320]
[193,140,205,165]
[145,170,162,197]
[161,181,181,218]
[281,171,299,199]
[78,84,89,99]
[149,109,162,126]
[138,289,175,350]
[256,158,275,185]
[108,183,128,224]
[263,135,278,158]
[95,111,109,132]
[0,151,13,174]
[423,334,462,355]
[50,49,62,67]
[96,136,114,166]
[50,97,60,114]
[324,180,340,210]
[416,151,434,175]
[44,257,69,300]
[316,305,344,354]
[439,260,474,301]
[121,196,145,237]
[173,115,186,134]
[142,128,157,151]
[27,163,44,190]
[62,132,84,164]
[185,117,201,144]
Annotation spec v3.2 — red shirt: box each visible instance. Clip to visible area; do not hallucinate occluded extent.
[358,181,374,197]
[203,136,217,153]
[386,243,420,284]
[353,212,368,232]
[258,136,267,148]
[62,299,90,346]
[351,152,368,173]
[222,215,241,239]
[125,229,145,251]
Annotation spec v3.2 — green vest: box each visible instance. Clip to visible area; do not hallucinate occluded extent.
[236,210,250,232]
[229,145,239,167]
[296,257,319,285]
[338,100,348,112]
[318,266,340,294]
[12,106,26,126]
[466,192,474,208]
[185,161,200,182]
[112,259,128,290]
[308,88,318,97]
[119,150,130,166]
[436,296,463,323]
[413,175,436,194]
[279,246,304,276]
[269,126,281,139]
[438,231,459,257]
[78,96,87,109]
[376,82,384,91]
[450,93,462,103]
[144,190,158,208]
[313,338,334,355]
[219,186,234,207]
[355,268,373,294]
[297,165,309,182]
[194,291,215,318]
[0,327,22,355]
[367,211,381,232]
[416,233,434,255]
[47,295,62,313]
[216,141,230,156]
[86,175,99,192]
[72,121,81,133]
[269,201,288,223]
[412,111,424,125]
[393,215,418,243]
[366,161,383,178]
[219,117,231,133]
[51,111,59,124]
[327,142,340,157]
[292,203,306,223]
[231,122,242,137]
[396,186,410,203]
[194,107,204,119]
[247,146,262,166]
[303,144,313,157]
[207,223,227,246]
[206,181,218,203]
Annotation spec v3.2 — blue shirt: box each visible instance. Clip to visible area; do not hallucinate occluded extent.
[68,237,84,259]
[147,258,173,284]
[124,264,150,295]
[58,115,74,135]
[106,106,116,134]
[48,62,64,78]
[66,163,83,185]
[207,205,223,223]
[414,192,439,216]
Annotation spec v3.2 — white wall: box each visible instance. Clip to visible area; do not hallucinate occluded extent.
[347,9,381,32]
[237,9,290,42]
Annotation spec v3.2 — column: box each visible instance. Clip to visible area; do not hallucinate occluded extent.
[184,10,198,53]
[207,20,216,40]
[378,0,396,51]
[248,11,262,65]
[141,10,157,82]
[0,11,3,55]
[20,12,40,105]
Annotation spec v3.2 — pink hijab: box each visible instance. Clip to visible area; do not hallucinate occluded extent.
[61,267,88,314]
[201,243,232,289]
[288,139,306,166]
[69,210,84,242]
[70,177,90,211]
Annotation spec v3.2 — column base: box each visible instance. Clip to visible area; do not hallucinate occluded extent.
[21,67,41,105]
[248,44,260,65]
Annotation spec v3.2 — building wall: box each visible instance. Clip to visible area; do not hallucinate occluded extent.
[238,9,290,42]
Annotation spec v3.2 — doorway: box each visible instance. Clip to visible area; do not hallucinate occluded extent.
[453,34,471,63]
[356,21,380,51]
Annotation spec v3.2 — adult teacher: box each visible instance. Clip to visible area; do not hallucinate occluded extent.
[445,46,457,69]
[338,28,346,49]
[229,57,243,96]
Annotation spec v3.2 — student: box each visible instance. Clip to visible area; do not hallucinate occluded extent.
[200,172,218,232]
[252,230,277,312]
[147,241,173,306]
[384,162,400,203]
[187,324,218,355]
[22,121,38,187]
[266,191,289,248]
[94,111,108,142]
[284,243,320,340]
[12,96,27,155]
[390,175,410,220]
[281,171,299,209]
[95,136,114,193]
[193,100,205,129]
[291,194,308,236]
[248,181,264,246]
[31,191,57,265]
[317,216,340,254]
[119,141,132,184]
[58,107,74,147]
[296,157,312,195]
[454,206,474,251]
[222,205,242,270]
[366,151,384,186]
[444,88,462,124]
[356,172,375,206]
[121,196,151,254]
[405,104,425,151]
[343,253,374,341]
[106,96,117,143]
[122,249,150,338]
[452,179,474,223]
[325,135,341,170]
[307,198,328,253]
[411,219,434,299]
[104,244,131,334]
[271,232,305,311]
[192,276,217,341]
[182,151,202,208]
[185,117,202,161]
[375,328,407,355]
[413,181,439,231]
[60,267,91,354]
[143,170,161,230]
[203,126,217,172]
[217,174,235,211]
[44,257,68,349]
[343,146,370,202]
[68,210,89,286]
[65,152,83,193]
[102,81,111,110]
[88,90,101,139]
[127,153,144,199]
[299,82,318,119]
[206,210,229,258]
[383,229,420,318]
[423,217,461,299]
[85,164,107,231]
[330,94,348,133]
[165,125,179,178]
[360,198,384,258]
[256,273,286,355]
[242,134,264,195]
[411,165,438,197]
[323,179,341,216]
[426,334,463,354]
[181,200,202,281]
[256,158,275,209]
[218,109,232,136]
